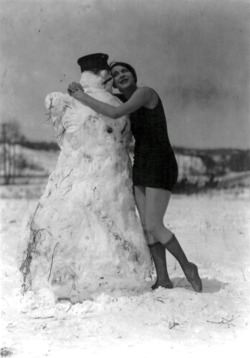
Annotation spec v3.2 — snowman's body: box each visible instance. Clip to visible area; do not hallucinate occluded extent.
[20,70,151,302]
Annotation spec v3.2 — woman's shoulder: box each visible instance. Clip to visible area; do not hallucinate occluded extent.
[138,86,159,99]
[137,86,156,94]
[137,87,159,108]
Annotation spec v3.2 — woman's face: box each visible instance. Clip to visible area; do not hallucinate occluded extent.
[111,65,136,91]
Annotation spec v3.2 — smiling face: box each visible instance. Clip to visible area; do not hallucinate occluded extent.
[111,65,136,92]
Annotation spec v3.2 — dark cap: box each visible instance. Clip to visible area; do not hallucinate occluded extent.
[77,53,109,73]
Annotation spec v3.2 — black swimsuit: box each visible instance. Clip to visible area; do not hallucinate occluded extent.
[129,96,178,191]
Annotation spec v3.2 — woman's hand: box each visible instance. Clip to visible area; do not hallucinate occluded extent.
[68,82,85,100]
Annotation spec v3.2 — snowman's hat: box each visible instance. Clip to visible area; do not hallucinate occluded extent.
[77,53,109,73]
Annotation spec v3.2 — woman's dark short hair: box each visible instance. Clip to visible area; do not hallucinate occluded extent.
[109,62,137,83]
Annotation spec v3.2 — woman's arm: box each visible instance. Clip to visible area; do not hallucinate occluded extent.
[68,83,153,119]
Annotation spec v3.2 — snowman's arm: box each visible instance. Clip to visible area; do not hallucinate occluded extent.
[45,93,73,141]
[52,116,66,141]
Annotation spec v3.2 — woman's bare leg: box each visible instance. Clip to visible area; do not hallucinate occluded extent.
[145,187,202,292]
[134,186,172,289]
[145,187,173,244]
[134,186,157,245]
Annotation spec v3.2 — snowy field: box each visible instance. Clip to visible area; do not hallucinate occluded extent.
[1,188,250,358]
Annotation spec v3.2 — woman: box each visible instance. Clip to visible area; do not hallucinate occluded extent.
[68,61,202,292]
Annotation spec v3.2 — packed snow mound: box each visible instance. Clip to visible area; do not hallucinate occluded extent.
[20,70,152,302]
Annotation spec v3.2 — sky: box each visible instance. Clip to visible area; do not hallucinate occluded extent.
[0,0,250,149]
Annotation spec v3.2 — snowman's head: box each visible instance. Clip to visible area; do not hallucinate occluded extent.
[79,69,113,92]
[77,53,112,92]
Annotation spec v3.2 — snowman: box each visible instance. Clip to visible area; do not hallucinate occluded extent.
[20,53,152,302]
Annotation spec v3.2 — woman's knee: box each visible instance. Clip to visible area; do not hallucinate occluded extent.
[145,218,173,239]
[145,220,161,237]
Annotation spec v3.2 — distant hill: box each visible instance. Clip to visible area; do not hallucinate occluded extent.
[174,147,250,173]
[1,141,249,192]
[20,140,250,172]
[173,147,250,193]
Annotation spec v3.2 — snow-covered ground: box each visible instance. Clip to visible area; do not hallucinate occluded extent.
[1,189,250,358]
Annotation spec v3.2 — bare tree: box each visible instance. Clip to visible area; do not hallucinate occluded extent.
[0,120,24,184]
